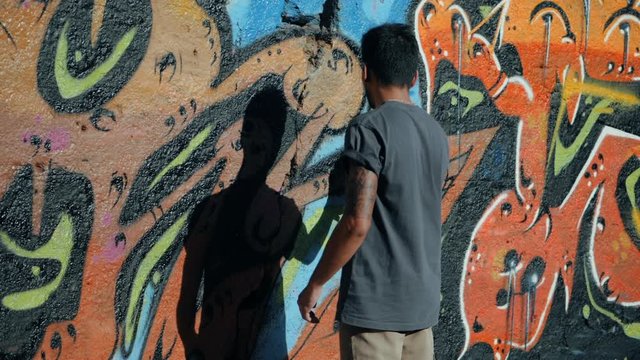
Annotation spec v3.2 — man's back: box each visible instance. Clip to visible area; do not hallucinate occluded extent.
[298,23,448,360]
[340,100,449,331]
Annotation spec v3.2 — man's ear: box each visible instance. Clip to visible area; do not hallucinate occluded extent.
[410,70,418,88]
[363,64,369,82]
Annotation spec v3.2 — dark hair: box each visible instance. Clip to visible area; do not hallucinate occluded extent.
[361,23,419,87]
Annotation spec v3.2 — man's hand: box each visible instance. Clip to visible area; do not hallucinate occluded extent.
[297,282,323,323]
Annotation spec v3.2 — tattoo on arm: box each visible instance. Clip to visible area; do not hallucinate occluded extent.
[344,164,378,219]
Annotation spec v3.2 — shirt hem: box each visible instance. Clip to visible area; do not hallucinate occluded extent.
[339,315,438,332]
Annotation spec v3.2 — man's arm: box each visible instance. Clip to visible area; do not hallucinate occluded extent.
[176,203,212,355]
[176,237,204,354]
[297,162,378,322]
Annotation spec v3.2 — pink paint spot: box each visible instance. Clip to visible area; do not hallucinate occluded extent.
[45,128,71,152]
[34,114,44,124]
[101,212,113,226]
[93,234,126,263]
[21,1,31,9]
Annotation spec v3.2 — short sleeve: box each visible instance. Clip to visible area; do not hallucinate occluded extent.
[343,123,384,175]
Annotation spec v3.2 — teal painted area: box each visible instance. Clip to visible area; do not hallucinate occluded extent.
[251,196,342,358]
[307,133,346,168]
[111,283,156,360]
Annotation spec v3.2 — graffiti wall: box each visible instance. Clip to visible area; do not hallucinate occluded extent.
[0,0,639,359]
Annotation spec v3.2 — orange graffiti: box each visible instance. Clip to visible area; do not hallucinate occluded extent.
[417,0,640,357]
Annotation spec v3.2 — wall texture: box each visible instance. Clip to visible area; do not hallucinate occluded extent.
[0,0,639,359]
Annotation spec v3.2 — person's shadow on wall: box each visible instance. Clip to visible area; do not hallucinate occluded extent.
[176,87,345,360]
[176,87,300,359]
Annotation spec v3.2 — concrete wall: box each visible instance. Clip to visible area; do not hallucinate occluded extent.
[0,0,638,359]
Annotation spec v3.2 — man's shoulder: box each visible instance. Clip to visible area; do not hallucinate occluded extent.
[348,108,386,132]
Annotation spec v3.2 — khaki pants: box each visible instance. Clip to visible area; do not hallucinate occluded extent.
[339,323,434,360]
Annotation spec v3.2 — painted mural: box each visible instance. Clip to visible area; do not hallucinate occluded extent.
[416,0,640,358]
[0,0,639,359]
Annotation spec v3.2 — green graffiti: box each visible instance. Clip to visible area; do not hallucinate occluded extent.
[626,167,640,210]
[55,21,137,99]
[149,125,213,189]
[124,213,188,349]
[551,99,613,176]
[582,304,591,319]
[152,271,161,285]
[31,266,41,277]
[438,81,484,117]
[479,5,493,19]
[0,214,74,310]
[282,205,342,296]
[584,263,640,339]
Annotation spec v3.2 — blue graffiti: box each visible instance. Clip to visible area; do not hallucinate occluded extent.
[337,0,411,42]
[226,0,414,46]
[112,283,156,360]
[252,196,342,358]
[307,133,346,168]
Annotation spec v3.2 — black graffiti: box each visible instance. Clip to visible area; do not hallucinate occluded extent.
[152,321,176,360]
[202,19,212,37]
[443,147,472,197]
[328,48,352,74]
[433,60,517,136]
[37,0,152,113]
[115,232,127,248]
[319,0,339,32]
[119,76,286,226]
[0,165,94,360]
[0,21,16,48]
[90,108,117,132]
[67,324,76,342]
[24,134,43,155]
[179,105,188,122]
[50,332,61,360]
[109,172,128,208]
[155,52,177,83]
[282,2,317,27]
[163,116,176,136]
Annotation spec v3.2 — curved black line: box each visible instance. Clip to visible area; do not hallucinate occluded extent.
[604,7,640,31]
[530,1,576,41]
[0,21,16,48]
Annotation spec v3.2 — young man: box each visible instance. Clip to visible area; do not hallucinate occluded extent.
[297,23,449,359]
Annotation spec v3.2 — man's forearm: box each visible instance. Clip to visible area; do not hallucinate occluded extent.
[309,215,370,286]
[298,163,377,322]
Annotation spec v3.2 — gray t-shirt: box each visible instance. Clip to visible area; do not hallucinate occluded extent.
[338,100,449,331]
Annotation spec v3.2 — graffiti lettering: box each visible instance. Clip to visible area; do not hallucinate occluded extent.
[417,0,640,357]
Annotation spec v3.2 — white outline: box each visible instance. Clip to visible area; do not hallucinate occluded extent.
[493,76,535,102]
[458,192,509,359]
[415,0,434,113]
[514,121,525,202]
[604,15,640,43]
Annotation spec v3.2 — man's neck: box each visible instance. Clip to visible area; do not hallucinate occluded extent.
[370,85,412,108]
